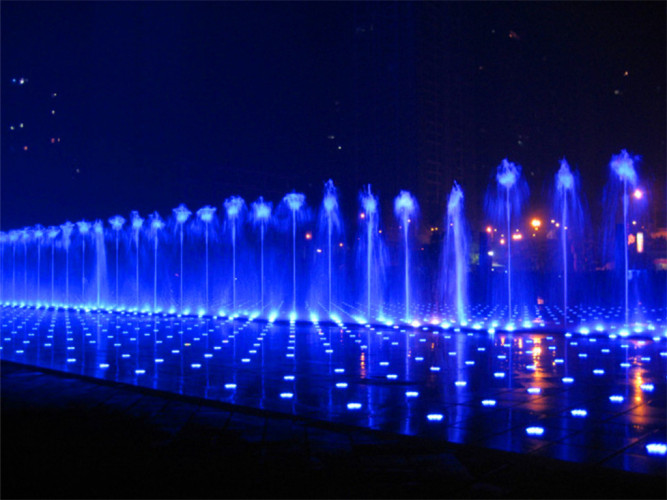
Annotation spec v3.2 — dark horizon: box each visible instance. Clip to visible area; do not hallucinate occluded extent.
[2,1,665,233]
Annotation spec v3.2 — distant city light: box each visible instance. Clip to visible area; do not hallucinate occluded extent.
[305,232,312,240]
[486,226,492,233]
[633,188,643,200]
[512,233,523,241]
[530,218,541,229]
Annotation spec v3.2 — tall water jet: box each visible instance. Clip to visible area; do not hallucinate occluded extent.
[443,182,468,324]
[93,221,105,307]
[359,186,380,319]
[554,159,583,325]
[9,231,18,301]
[108,215,126,306]
[20,229,29,301]
[282,192,306,313]
[130,212,144,309]
[60,222,74,305]
[321,180,341,315]
[251,197,272,312]
[486,159,527,322]
[173,204,192,312]
[77,221,91,303]
[224,196,245,313]
[196,206,216,311]
[394,190,418,321]
[149,212,164,311]
[47,227,59,303]
[34,225,45,303]
[609,149,639,325]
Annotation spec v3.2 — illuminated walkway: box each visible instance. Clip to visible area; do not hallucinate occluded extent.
[2,361,665,499]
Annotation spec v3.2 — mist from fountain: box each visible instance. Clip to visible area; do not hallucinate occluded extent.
[196,206,217,311]
[224,196,245,313]
[554,159,583,325]
[394,190,417,321]
[251,197,272,313]
[60,222,74,305]
[282,192,306,314]
[150,212,164,311]
[608,149,640,325]
[173,205,192,312]
[443,182,468,325]
[130,212,144,309]
[486,159,528,322]
[109,215,126,306]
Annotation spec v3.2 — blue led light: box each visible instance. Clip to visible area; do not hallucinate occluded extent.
[481,399,497,407]
[426,414,444,422]
[570,409,588,417]
[525,426,545,436]
[645,443,667,455]
[609,395,624,403]
[335,382,348,389]
[347,402,362,410]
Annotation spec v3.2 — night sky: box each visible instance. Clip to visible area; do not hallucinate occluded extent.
[2,1,665,231]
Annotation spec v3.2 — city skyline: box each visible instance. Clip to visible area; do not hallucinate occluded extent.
[2,2,665,235]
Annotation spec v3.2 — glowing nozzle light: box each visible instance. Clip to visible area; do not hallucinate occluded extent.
[361,185,378,215]
[323,179,338,213]
[197,205,216,223]
[610,149,638,186]
[76,220,91,234]
[150,212,164,231]
[224,196,245,219]
[130,211,144,230]
[109,215,126,231]
[394,190,417,220]
[496,158,521,188]
[556,158,575,191]
[173,204,192,224]
[251,197,272,222]
[283,192,305,212]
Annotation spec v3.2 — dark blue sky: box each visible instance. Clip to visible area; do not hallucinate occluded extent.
[2,1,665,230]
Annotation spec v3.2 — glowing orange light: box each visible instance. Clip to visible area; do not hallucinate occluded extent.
[486,226,492,233]
[499,238,505,245]
[512,233,523,241]
[305,232,312,240]
[360,212,366,219]
[628,234,636,245]
[338,242,344,248]
[633,189,643,200]
[530,218,541,229]
[637,232,644,253]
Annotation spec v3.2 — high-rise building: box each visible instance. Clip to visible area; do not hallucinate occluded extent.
[348,3,481,244]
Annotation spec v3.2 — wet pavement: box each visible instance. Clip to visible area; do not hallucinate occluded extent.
[1,305,666,497]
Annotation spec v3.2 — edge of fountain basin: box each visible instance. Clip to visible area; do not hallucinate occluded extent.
[0,303,662,340]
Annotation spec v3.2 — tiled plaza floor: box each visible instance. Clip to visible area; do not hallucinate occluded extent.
[2,360,665,499]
